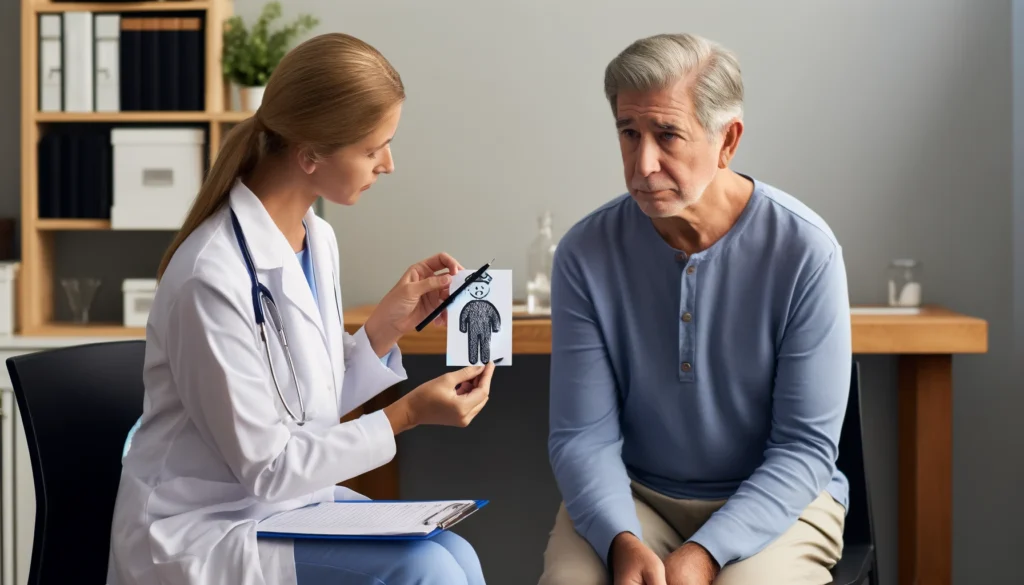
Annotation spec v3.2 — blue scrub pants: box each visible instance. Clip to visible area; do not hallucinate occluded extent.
[293,531,485,585]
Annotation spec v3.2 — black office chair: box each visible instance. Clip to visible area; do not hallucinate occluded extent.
[829,361,879,585]
[6,340,146,585]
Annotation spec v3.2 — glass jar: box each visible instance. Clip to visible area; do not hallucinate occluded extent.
[887,259,922,307]
[526,211,557,313]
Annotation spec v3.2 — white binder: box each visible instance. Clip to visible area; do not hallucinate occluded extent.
[94,14,120,112]
[38,14,63,112]
[62,11,93,112]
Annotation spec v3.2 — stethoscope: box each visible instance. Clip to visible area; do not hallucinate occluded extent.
[230,208,336,426]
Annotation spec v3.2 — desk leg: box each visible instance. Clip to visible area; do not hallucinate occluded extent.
[898,354,952,585]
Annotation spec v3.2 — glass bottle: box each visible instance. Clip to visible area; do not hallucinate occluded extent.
[887,259,922,307]
[526,211,557,313]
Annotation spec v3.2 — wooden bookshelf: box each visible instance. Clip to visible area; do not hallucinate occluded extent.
[19,0,250,336]
[35,1,214,13]
[35,111,217,123]
[36,219,112,231]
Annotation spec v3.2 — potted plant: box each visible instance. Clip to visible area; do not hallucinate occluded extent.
[222,1,319,111]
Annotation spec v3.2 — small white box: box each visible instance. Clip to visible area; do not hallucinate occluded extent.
[123,278,157,327]
[0,262,19,335]
[111,128,205,230]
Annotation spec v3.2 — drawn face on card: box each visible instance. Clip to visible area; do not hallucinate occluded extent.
[447,269,512,366]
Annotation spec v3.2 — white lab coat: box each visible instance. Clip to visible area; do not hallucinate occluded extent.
[105,181,408,585]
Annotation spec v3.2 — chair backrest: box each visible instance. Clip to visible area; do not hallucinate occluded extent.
[835,360,875,547]
[6,340,146,585]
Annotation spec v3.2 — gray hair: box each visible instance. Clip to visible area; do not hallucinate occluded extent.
[604,33,744,137]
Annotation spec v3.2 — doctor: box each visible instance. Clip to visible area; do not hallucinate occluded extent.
[106,33,494,585]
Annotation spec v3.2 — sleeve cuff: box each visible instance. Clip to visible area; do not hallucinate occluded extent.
[353,408,397,471]
[686,511,747,568]
[581,499,645,567]
[350,326,408,384]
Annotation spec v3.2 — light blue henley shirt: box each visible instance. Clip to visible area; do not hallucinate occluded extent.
[547,176,851,569]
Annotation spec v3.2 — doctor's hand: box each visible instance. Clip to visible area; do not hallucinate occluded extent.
[383,361,494,435]
[365,252,463,356]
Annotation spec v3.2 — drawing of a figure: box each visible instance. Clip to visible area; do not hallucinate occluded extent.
[459,272,501,364]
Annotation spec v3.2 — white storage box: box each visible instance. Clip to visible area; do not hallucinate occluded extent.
[123,278,157,327]
[0,262,18,335]
[111,128,205,230]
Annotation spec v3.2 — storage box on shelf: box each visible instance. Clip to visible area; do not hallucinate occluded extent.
[111,128,206,230]
[18,0,237,338]
[122,278,157,328]
[0,263,20,337]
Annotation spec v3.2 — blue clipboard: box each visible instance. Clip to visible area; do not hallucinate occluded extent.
[256,499,489,541]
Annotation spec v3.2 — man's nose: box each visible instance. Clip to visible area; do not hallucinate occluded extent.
[635,137,661,177]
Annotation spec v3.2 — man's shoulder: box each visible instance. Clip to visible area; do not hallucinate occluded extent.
[557,193,634,257]
[754,179,841,260]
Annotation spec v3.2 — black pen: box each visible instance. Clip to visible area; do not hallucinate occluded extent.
[415,258,494,332]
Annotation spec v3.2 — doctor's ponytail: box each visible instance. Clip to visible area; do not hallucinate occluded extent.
[157,117,260,278]
[157,33,405,279]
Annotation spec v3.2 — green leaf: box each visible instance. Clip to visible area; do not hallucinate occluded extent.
[221,1,319,87]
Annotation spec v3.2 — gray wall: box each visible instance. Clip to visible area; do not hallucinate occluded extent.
[0,1,1017,584]
[1015,1,1024,388]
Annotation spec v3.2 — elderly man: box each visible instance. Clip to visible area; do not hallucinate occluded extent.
[539,33,851,585]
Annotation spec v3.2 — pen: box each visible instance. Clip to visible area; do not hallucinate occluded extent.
[415,258,494,332]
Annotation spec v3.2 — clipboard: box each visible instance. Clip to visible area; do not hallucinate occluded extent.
[256,499,489,541]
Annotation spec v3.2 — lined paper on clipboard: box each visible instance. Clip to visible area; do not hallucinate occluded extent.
[256,500,486,540]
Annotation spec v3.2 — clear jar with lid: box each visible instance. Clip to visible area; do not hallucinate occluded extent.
[887,259,922,307]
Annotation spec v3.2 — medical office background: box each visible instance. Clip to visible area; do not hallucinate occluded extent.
[0,0,1020,585]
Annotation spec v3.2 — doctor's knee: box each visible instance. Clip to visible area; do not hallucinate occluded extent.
[429,532,484,584]
[393,540,470,585]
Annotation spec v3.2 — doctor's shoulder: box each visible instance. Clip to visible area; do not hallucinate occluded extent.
[152,214,253,324]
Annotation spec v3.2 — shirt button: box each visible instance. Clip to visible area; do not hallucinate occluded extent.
[681,362,692,372]
[681,312,692,322]
[686,265,696,275]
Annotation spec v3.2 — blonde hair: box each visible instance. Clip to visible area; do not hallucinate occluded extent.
[157,33,405,278]
[604,33,743,136]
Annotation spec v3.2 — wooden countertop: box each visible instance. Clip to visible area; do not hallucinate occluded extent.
[343,304,988,355]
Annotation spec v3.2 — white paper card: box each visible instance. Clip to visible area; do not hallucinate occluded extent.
[446,269,512,366]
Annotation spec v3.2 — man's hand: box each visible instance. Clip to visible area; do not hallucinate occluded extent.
[610,532,666,585]
[664,542,719,585]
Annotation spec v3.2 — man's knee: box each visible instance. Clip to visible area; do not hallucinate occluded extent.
[538,555,608,585]
[392,540,468,585]
[537,505,609,585]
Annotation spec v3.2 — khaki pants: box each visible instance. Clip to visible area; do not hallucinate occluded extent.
[538,481,845,585]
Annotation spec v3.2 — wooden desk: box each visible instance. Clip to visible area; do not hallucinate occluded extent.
[343,304,987,585]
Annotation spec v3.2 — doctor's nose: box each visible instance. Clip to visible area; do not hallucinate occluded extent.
[378,145,395,174]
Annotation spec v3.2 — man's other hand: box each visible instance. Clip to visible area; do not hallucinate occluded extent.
[611,532,667,585]
[664,542,719,585]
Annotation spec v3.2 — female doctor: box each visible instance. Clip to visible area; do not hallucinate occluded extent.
[105,33,494,585]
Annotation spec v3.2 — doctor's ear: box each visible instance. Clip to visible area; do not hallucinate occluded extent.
[297,149,318,175]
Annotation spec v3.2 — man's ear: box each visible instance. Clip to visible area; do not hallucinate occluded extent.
[717,119,744,169]
[297,148,317,175]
